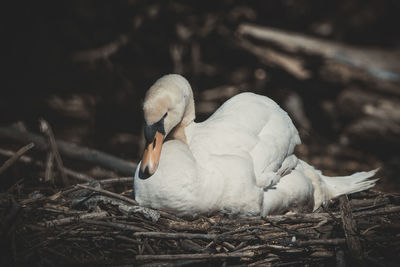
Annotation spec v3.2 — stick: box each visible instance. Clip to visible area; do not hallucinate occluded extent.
[131,231,258,242]
[44,152,55,184]
[0,147,94,182]
[98,177,133,185]
[264,205,400,224]
[76,184,178,222]
[77,184,138,205]
[0,126,137,175]
[339,195,363,262]
[80,195,160,222]
[0,143,34,176]
[62,168,94,182]
[133,231,218,240]
[83,219,148,232]
[39,119,68,186]
[39,211,108,227]
[297,238,346,246]
[136,251,255,261]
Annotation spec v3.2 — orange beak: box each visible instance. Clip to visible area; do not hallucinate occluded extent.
[139,131,165,179]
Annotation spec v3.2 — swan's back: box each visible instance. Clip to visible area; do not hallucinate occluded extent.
[186,92,300,179]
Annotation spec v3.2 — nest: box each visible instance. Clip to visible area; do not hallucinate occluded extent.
[1,177,400,267]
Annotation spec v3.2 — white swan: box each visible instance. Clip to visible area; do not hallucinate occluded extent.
[134,74,378,216]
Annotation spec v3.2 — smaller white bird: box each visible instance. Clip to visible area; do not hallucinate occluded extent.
[134,74,378,217]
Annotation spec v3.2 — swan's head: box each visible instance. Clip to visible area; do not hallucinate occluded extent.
[139,74,194,179]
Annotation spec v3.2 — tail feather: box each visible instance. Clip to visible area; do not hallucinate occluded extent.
[321,169,379,198]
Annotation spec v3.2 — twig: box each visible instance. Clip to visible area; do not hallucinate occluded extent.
[0,147,94,182]
[136,251,255,261]
[7,178,24,193]
[310,250,334,258]
[44,152,55,184]
[83,219,148,232]
[0,126,137,175]
[132,231,258,242]
[339,195,363,262]
[163,218,212,231]
[63,168,94,182]
[80,195,160,222]
[0,143,34,176]
[77,184,138,205]
[115,235,141,245]
[39,119,68,186]
[39,211,108,227]
[264,205,400,224]
[98,177,133,185]
[133,231,218,240]
[297,238,345,246]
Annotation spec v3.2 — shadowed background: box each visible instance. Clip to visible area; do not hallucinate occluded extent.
[1,0,400,192]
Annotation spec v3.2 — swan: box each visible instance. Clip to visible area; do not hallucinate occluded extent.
[134,74,378,216]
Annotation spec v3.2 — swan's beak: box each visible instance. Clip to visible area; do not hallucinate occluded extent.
[139,131,165,179]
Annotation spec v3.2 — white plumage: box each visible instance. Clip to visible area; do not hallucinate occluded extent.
[134,74,378,216]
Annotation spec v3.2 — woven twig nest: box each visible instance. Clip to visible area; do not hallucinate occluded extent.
[1,180,400,266]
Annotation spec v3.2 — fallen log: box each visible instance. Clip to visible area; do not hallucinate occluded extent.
[237,23,400,82]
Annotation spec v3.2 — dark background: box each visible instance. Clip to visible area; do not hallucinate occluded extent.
[1,0,400,191]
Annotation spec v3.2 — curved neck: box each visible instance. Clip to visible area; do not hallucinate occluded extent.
[169,90,195,143]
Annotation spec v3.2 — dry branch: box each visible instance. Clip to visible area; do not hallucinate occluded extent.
[40,119,68,186]
[98,177,133,185]
[39,211,108,227]
[0,147,94,182]
[0,126,137,175]
[0,143,34,176]
[44,152,55,184]
[296,238,345,246]
[76,184,138,205]
[135,251,255,261]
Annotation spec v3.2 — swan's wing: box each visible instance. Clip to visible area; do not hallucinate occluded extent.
[187,92,300,187]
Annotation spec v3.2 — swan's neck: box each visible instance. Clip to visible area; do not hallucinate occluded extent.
[169,91,195,143]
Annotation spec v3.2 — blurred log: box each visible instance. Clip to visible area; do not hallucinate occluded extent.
[236,38,311,80]
[72,34,131,62]
[237,23,400,82]
[0,126,137,176]
[336,89,400,146]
